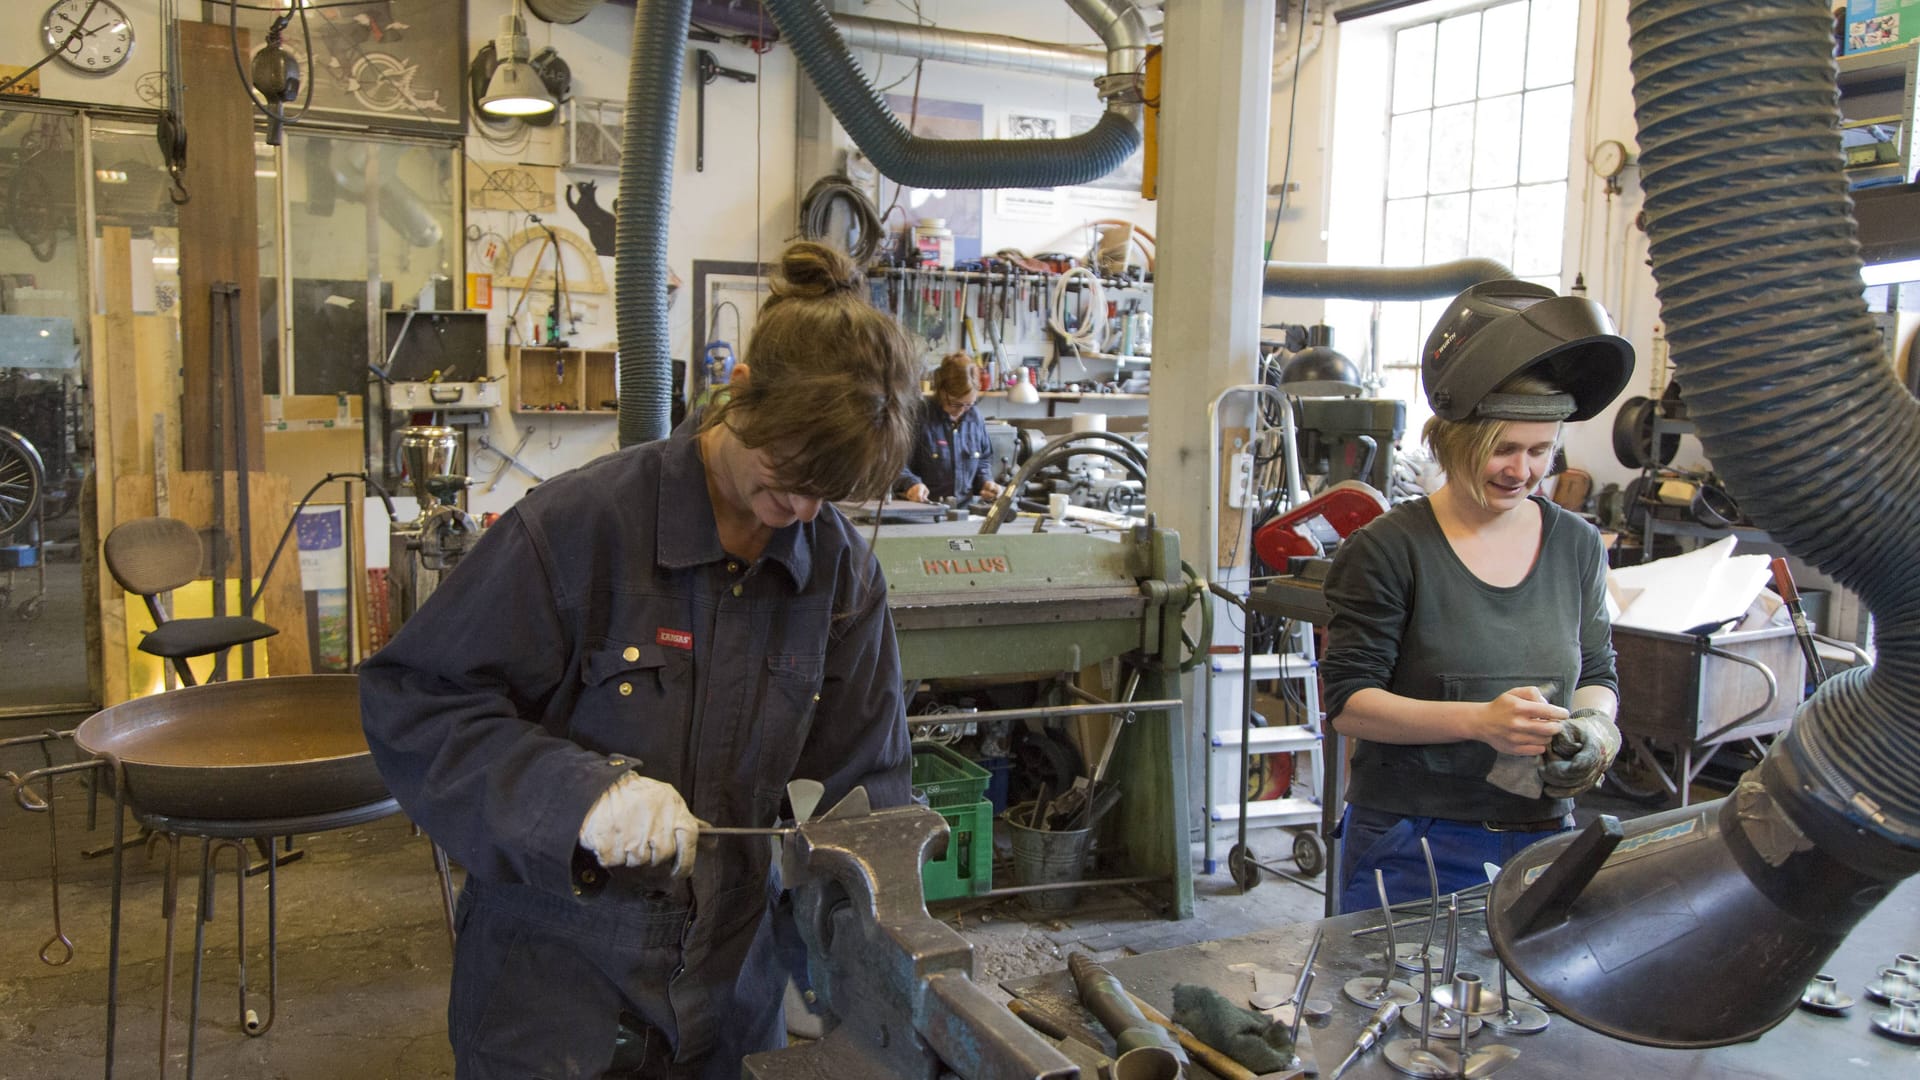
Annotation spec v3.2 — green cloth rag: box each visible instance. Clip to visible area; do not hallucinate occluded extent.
[1170,983,1295,1072]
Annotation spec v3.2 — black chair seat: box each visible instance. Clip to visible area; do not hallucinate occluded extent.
[138,616,279,659]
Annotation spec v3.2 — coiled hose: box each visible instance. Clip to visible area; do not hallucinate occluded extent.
[614,0,691,447]
[1627,0,1920,849]
[762,0,1141,189]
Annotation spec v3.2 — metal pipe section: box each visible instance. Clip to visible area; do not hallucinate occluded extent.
[833,13,1107,80]
[763,0,1142,189]
[614,0,691,446]
[1262,258,1516,299]
[1066,0,1151,81]
[1067,953,1190,1066]
[907,698,1182,727]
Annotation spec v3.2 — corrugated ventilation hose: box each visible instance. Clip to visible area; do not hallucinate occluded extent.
[762,0,1141,189]
[1627,0,1920,850]
[615,0,691,447]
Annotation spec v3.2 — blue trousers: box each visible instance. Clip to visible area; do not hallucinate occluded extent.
[1336,805,1570,913]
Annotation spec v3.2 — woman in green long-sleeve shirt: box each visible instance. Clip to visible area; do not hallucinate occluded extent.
[1321,281,1635,911]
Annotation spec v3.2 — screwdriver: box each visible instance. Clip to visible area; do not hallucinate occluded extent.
[1330,1001,1402,1080]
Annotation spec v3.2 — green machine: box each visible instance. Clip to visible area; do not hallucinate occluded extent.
[871,522,1198,918]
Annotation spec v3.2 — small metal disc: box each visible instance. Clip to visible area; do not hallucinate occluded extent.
[1869,1008,1920,1043]
[1346,976,1421,1009]
[1433,984,1505,1017]
[1383,1038,1459,1078]
[1402,1008,1483,1039]
[1394,941,1444,973]
[1486,1000,1551,1036]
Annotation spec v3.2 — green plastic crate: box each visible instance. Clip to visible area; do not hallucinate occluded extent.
[911,742,991,809]
[921,800,993,901]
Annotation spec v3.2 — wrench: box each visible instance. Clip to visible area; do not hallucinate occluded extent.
[480,428,545,491]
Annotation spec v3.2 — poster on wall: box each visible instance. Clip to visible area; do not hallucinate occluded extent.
[466,159,557,213]
[208,0,466,134]
[1066,112,1148,210]
[878,95,983,262]
[995,108,1063,222]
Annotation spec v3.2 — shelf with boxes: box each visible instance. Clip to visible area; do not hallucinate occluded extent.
[509,346,618,415]
[1838,41,1920,188]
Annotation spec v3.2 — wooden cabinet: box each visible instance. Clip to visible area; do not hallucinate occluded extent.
[509,347,618,415]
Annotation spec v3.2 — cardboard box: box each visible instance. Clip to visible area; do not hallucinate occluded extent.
[1845,0,1920,55]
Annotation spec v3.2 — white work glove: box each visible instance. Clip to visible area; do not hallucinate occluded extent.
[578,773,701,877]
[1540,709,1622,799]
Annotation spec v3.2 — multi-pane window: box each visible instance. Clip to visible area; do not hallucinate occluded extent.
[1327,0,1580,433]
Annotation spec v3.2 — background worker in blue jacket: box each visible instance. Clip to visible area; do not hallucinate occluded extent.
[359,242,921,1079]
[897,352,1004,504]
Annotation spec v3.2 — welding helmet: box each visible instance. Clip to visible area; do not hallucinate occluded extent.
[1421,281,1633,422]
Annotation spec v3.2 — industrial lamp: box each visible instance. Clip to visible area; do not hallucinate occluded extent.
[479,1,556,118]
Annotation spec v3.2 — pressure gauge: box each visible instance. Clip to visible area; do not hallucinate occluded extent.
[1592,139,1630,180]
[41,0,135,76]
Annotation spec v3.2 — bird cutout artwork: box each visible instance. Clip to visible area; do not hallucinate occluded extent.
[567,181,617,257]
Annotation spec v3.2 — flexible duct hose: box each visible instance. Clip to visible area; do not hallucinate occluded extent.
[762,0,1141,189]
[1262,258,1515,299]
[1627,0,1920,850]
[615,0,691,447]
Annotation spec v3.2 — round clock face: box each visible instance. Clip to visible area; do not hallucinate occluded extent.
[42,0,135,76]
[1593,139,1629,180]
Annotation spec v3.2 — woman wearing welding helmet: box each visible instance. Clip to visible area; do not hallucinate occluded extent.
[1320,281,1635,911]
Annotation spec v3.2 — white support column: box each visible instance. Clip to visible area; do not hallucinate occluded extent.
[1146,0,1277,580]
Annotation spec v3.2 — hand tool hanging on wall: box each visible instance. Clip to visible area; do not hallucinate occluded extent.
[694,49,756,172]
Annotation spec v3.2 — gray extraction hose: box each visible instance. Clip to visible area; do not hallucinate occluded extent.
[1263,258,1515,299]
[615,0,690,447]
[1628,0,1920,852]
[763,0,1141,189]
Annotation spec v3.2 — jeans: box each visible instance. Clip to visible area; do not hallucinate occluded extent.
[1335,805,1570,913]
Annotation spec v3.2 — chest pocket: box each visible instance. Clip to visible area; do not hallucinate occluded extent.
[752,653,825,804]
[576,642,694,771]
[1430,672,1562,779]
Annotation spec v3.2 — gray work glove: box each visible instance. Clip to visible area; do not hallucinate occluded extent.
[1539,709,1621,798]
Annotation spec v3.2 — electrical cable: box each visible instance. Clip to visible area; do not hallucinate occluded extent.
[1264,0,1311,261]
[0,0,102,95]
[1049,266,1107,354]
[799,174,884,263]
[247,471,396,611]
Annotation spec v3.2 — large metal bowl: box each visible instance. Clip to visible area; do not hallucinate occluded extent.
[76,675,388,822]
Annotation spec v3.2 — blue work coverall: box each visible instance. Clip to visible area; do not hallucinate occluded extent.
[359,433,911,1078]
[896,396,995,501]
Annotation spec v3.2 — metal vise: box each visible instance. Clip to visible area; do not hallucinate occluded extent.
[744,802,1079,1080]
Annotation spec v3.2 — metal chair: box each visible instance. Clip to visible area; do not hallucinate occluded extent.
[103,516,278,686]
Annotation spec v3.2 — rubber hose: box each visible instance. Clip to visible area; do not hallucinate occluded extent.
[1627,0,1920,848]
[979,440,1147,535]
[615,0,691,447]
[762,0,1140,189]
[1262,258,1515,299]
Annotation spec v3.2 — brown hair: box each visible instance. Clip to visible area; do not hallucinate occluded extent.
[703,242,917,500]
[1422,374,1564,509]
[933,353,980,405]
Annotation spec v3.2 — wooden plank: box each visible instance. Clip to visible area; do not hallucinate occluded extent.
[177,19,263,474]
[109,472,313,703]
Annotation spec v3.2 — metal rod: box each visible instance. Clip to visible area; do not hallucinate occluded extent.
[1353,906,1489,940]
[701,826,795,836]
[906,698,1181,726]
[981,874,1159,897]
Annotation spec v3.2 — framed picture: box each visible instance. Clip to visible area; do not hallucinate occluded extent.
[206,0,467,135]
[690,260,772,404]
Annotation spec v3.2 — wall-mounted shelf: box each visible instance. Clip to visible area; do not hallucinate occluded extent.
[510,347,618,415]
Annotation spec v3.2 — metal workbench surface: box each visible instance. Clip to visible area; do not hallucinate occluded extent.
[1003,877,1920,1077]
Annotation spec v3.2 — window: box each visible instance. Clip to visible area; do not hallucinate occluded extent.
[1326,0,1581,434]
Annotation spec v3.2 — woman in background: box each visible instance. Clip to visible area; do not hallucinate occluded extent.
[897,352,1004,504]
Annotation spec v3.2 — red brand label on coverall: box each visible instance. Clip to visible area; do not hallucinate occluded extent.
[657,628,693,650]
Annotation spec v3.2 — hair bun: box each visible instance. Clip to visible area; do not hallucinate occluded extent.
[772,241,863,301]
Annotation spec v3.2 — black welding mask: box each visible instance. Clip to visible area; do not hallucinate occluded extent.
[1421,281,1634,423]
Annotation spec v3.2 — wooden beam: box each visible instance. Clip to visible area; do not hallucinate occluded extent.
[177,18,264,473]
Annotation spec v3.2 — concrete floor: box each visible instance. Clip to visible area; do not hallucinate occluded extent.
[1,726,1329,1080]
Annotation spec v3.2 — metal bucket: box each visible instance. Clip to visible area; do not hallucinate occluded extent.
[1005,811,1092,915]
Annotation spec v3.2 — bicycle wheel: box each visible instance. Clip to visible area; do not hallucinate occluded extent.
[0,427,45,540]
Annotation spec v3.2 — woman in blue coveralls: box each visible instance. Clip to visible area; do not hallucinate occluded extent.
[359,241,921,1078]
[896,352,1004,504]
[1320,281,1635,911]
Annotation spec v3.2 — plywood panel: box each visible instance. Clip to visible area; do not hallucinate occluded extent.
[178,19,263,474]
[109,472,312,704]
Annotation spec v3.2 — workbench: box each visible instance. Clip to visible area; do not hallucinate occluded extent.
[1004,876,1920,1077]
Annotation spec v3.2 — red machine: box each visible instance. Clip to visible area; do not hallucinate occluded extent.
[1252,480,1389,568]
